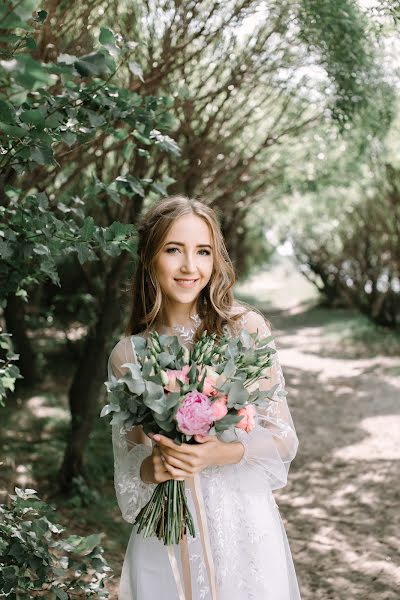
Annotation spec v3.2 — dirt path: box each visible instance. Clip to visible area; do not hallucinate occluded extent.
[270,308,400,600]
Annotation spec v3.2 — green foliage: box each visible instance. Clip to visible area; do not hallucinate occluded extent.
[0,487,111,598]
[0,4,180,398]
[284,156,400,329]
[64,476,101,509]
[297,0,394,132]
[0,330,21,405]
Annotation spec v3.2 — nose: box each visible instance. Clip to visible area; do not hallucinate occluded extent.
[180,250,197,273]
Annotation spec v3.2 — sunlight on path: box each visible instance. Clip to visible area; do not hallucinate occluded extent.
[333,415,400,461]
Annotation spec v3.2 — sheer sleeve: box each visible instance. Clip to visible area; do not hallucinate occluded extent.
[232,310,299,491]
[108,337,156,523]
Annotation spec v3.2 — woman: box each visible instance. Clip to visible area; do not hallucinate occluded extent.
[108,195,301,599]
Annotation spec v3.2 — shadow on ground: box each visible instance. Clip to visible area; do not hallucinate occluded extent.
[270,307,400,600]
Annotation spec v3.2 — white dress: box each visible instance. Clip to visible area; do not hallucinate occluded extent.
[108,309,301,600]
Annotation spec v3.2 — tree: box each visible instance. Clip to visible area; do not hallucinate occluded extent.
[0,4,179,484]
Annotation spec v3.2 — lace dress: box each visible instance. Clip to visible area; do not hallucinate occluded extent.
[108,309,301,600]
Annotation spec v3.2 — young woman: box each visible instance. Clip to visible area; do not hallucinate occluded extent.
[108,196,301,600]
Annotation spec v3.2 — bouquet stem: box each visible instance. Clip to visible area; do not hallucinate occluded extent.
[135,480,196,545]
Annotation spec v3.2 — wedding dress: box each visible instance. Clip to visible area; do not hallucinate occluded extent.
[108,309,301,600]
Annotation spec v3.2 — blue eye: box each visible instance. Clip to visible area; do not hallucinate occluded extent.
[199,249,211,256]
[166,247,179,254]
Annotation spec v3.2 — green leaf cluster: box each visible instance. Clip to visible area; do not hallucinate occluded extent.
[0,487,111,598]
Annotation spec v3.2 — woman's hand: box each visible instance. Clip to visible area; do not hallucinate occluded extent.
[149,433,244,479]
[140,445,185,484]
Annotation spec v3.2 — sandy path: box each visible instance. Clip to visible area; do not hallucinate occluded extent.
[270,310,400,600]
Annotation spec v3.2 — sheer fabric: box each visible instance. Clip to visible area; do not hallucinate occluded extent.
[108,309,301,599]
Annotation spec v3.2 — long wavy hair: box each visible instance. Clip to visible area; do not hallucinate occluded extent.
[125,195,247,341]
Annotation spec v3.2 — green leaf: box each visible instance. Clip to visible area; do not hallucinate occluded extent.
[76,244,97,265]
[0,239,12,261]
[53,588,69,600]
[0,122,27,138]
[65,533,103,555]
[31,144,54,165]
[115,175,145,196]
[100,403,119,417]
[128,61,144,82]
[99,27,116,45]
[19,108,44,127]
[150,129,180,156]
[25,36,37,50]
[15,56,54,90]
[75,51,114,77]
[227,382,249,408]
[0,99,13,122]
[214,412,243,432]
[81,217,96,241]
[143,381,167,414]
[61,131,77,146]
[33,244,50,256]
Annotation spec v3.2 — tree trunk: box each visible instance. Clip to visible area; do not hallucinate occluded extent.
[4,293,37,387]
[58,254,129,489]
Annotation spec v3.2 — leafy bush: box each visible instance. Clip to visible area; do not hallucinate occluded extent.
[0,488,111,598]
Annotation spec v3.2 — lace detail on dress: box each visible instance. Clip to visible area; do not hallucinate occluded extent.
[166,313,202,345]
[112,422,156,523]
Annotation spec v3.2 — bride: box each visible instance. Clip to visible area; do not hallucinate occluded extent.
[108,195,301,599]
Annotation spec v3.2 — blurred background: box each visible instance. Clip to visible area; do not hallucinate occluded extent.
[0,1,399,598]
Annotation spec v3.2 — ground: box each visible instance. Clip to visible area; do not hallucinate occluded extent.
[269,306,400,600]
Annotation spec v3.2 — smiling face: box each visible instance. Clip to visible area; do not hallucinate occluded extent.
[153,213,214,311]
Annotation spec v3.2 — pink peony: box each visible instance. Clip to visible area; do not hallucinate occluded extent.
[210,396,228,421]
[235,404,257,433]
[165,364,191,393]
[176,391,214,436]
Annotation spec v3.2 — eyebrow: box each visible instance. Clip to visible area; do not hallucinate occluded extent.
[164,241,213,249]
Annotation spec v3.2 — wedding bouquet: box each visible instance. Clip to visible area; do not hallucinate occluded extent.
[101,327,279,545]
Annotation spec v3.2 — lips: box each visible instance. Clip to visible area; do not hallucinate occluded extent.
[174,278,199,288]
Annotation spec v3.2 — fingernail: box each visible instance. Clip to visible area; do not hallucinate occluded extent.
[153,434,161,441]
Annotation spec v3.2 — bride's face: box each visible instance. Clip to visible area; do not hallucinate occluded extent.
[153,213,214,307]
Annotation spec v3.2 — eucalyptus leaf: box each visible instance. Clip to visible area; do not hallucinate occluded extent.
[227,382,249,408]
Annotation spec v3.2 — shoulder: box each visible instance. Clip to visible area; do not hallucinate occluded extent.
[109,337,136,377]
[228,303,272,337]
[240,310,272,337]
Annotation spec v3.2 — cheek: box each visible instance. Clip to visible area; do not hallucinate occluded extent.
[154,254,174,281]
[201,258,214,281]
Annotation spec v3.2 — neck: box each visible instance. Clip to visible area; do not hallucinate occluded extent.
[158,300,198,328]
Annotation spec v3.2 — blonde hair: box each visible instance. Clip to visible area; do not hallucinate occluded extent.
[126,195,246,340]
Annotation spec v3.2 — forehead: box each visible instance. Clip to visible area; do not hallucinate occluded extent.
[165,213,212,243]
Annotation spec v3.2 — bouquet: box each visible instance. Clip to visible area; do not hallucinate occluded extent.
[101,328,279,545]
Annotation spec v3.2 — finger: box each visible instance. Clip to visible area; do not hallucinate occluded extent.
[155,435,195,455]
[162,453,192,472]
[153,434,180,449]
[163,462,190,479]
[159,446,192,462]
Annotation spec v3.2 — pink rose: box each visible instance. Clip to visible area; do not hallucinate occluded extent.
[235,404,257,433]
[165,364,190,393]
[211,396,228,421]
[176,391,214,436]
[198,366,220,397]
